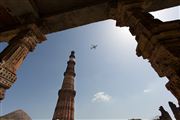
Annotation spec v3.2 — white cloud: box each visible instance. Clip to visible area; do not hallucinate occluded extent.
[92,92,112,102]
[143,89,152,93]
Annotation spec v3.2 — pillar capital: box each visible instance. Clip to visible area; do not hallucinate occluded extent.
[108,0,147,26]
[9,24,46,51]
[26,24,46,43]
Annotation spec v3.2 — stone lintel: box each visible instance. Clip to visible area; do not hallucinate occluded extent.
[142,0,180,12]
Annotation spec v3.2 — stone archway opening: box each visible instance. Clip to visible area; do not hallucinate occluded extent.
[0,0,179,119]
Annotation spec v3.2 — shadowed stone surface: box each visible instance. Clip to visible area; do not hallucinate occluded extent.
[0,0,179,42]
[169,101,180,120]
[0,109,32,120]
[111,0,180,104]
[159,106,172,120]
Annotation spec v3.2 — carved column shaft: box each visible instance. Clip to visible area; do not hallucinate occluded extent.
[110,1,180,103]
[0,24,46,100]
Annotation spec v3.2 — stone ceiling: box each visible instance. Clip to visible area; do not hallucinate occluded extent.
[0,0,179,42]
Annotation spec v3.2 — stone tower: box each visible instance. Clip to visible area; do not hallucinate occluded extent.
[52,51,76,120]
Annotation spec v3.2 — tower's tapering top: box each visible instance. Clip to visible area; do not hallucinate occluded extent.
[69,51,75,63]
[70,50,75,58]
[71,50,75,55]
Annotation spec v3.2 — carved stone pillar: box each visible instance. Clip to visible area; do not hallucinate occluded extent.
[109,1,180,103]
[0,24,46,100]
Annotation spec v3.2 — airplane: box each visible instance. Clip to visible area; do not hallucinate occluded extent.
[90,44,98,50]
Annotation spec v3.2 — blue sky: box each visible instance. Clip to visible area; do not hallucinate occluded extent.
[0,6,179,120]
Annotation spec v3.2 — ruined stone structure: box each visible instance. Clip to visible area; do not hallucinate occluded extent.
[0,109,32,120]
[169,101,180,120]
[52,51,76,120]
[0,0,179,105]
[158,101,180,120]
[159,106,172,120]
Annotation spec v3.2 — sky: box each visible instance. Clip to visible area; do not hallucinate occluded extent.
[0,6,179,120]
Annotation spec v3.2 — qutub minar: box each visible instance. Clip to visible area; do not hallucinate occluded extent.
[52,51,76,120]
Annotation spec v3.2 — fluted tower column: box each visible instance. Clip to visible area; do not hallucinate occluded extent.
[52,51,76,120]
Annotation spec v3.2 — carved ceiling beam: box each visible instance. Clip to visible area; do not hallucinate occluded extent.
[142,0,180,12]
